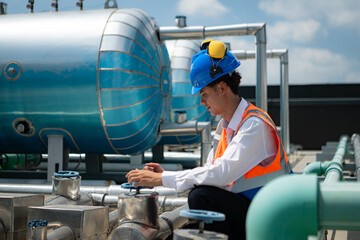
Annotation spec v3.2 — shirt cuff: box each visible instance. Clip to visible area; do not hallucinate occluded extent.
[161,171,177,189]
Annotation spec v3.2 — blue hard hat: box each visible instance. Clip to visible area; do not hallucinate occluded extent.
[190,49,240,95]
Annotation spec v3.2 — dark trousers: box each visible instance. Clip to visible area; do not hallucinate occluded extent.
[187,185,251,240]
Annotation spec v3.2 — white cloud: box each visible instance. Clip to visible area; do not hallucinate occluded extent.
[289,47,358,85]
[228,46,360,86]
[259,0,360,31]
[268,20,322,46]
[177,0,229,19]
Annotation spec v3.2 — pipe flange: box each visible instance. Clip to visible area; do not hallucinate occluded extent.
[4,61,22,81]
[324,163,343,180]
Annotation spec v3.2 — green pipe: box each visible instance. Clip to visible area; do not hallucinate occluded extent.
[319,182,360,230]
[1,154,41,170]
[324,135,348,183]
[246,175,319,240]
[247,175,360,240]
[303,135,348,182]
[303,161,331,176]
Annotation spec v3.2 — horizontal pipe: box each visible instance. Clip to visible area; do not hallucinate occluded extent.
[231,49,287,60]
[91,193,187,208]
[156,204,189,240]
[0,183,184,196]
[160,121,204,136]
[159,23,265,40]
[319,182,360,230]
[36,162,183,172]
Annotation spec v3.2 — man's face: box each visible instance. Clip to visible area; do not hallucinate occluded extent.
[199,84,222,116]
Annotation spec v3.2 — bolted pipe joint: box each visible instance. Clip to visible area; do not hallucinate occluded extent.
[246,175,319,240]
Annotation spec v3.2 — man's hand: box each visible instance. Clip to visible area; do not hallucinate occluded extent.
[126,169,163,188]
[143,162,164,173]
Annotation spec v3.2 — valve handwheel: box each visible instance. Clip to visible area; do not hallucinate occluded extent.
[53,171,79,178]
[180,209,225,234]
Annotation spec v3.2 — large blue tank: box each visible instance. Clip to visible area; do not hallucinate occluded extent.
[0,9,171,154]
[160,40,211,145]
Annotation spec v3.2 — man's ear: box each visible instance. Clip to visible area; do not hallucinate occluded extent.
[216,81,226,95]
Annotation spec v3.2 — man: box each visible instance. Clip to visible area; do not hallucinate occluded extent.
[126,40,292,239]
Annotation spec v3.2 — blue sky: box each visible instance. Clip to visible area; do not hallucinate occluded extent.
[2,0,360,85]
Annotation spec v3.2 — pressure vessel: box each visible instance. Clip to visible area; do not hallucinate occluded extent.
[161,40,211,145]
[0,8,171,154]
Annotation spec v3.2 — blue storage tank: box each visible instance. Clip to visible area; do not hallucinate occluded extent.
[160,40,211,145]
[0,9,171,154]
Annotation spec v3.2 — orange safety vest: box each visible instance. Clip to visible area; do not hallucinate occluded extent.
[213,103,291,198]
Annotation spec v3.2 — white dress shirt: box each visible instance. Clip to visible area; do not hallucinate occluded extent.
[161,98,277,191]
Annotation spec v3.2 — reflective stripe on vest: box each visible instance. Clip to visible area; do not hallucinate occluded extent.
[213,103,291,194]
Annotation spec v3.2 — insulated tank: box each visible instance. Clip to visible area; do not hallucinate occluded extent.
[0,9,171,154]
[161,40,211,145]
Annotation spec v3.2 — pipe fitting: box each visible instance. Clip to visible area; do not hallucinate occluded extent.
[304,161,331,176]
[324,162,343,181]
[246,175,319,240]
[247,174,360,240]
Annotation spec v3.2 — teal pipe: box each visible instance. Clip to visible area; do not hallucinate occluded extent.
[319,182,360,230]
[1,154,41,170]
[303,161,331,176]
[303,135,348,182]
[246,175,319,240]
[324,135,349,183]
[247,175,360,240]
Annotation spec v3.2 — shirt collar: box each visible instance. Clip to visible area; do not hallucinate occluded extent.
[222,98,249,132]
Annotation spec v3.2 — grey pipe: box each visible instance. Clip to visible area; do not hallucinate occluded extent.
[0,2,7,14]
[160,23,268,111]
[108,204,189,240]
[109,209,120,232]
[91,193,187,208]
[351,134,360,181]
[36,162,183,172]
[160,121,211,166]
[232,49,290,154]
[255,26,267,112]
[47,226,75,240]
[0,183,184,196]
[155,204,189,240]
[280,50,290,154]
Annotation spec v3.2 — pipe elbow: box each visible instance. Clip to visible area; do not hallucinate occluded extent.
[246,175,319,240]
[304,161,331,176]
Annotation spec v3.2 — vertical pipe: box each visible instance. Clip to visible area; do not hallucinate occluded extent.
[280,51,290,154]
[255,25,267,111]
[352,134,360,181]
[0,2,7,14]
[47,135,64,182]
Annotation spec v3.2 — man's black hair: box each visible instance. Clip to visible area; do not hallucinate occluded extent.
[208,70,242,95]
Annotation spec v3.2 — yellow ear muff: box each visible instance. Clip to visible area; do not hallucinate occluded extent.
[208,40,226,59]
[200,39,215,50]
